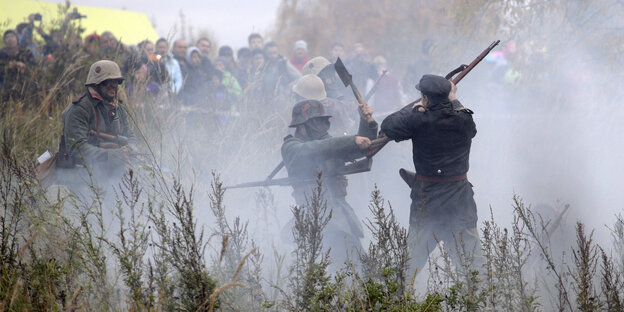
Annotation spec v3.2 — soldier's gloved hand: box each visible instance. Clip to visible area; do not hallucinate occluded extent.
[448,80,458,101]
[358,102,373,120]
[355,136,372,150]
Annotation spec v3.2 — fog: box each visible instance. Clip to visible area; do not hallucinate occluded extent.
[51,0,624,306]
[121,2,624,273]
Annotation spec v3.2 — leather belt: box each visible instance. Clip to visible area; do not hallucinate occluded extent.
[416,173,467,182]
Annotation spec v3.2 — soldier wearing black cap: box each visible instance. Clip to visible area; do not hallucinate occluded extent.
[380,74,481,275]
[281,99,377,272]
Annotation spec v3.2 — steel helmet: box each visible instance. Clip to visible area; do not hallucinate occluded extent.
[289,99,331,127]
[85,60,124,86]
[301,56,331,76]
[292,74,327,101]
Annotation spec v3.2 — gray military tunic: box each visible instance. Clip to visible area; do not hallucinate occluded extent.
[58,89,136,187]
[281,118,377,266]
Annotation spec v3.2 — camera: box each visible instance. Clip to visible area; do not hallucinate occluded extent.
[69,8,86,20]
[33,13,42,21]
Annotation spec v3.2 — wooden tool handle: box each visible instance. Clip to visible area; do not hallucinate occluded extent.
[350,82,378,129]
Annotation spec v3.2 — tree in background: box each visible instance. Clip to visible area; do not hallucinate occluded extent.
[272,0,624,106]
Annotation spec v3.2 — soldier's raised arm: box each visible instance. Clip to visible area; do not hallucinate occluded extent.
[282,134,367,163]
[380,104,422,142]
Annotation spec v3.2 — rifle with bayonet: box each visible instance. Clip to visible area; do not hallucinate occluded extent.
[365,40,501,158]
[89,129,161,169]
[363,70,387,102]
[89,130,131,148]
[225,157,373,190]
[227,73,389,190]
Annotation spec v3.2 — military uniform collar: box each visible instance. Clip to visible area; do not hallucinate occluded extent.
[427,99,452,111]
[87,86,119,109]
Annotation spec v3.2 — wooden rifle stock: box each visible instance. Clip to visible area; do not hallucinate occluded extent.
[89,130,116,141]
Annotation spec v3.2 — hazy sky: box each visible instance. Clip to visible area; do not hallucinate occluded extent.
[68,0,282,49]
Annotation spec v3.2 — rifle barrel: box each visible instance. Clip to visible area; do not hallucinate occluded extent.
[371,40,500,157]
[451,40,500,84]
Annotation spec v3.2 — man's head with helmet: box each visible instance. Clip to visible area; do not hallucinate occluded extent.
[85,60,124,101]
[302,56,345,99]
[289,99,332,141]
[292,74,327,102]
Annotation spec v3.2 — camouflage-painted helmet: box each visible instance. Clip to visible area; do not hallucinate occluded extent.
[301,56,331,76]
[289,99,331,127]
[292,74,327,101]
[85,60,124,86]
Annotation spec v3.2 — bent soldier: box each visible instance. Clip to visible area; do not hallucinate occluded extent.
[59,60,136,189]
[281,99,377,271]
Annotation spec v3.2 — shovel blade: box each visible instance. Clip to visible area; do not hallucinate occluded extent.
[334,57,352,87]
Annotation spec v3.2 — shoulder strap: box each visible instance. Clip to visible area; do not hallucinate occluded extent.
[89,101,101,136]
[456,107,474,114]
[71,92,87,104]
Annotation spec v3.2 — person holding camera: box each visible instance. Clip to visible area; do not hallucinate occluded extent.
[0,29,36,96]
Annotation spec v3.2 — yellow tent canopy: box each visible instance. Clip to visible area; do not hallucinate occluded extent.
[0,0,158,45]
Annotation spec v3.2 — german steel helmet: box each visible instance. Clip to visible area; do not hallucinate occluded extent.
[301,56,331,76]
[292,74,327,101]
[85,60,124,86]
[289,99,331,127]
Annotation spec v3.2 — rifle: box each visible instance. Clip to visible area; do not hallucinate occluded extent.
[526,204,571,268]
[365,40,501,158]
[230,69,389,190]
[88,130,157,167]
[225,157,373,190]
[89,130,129,147]
[363,70,387,102]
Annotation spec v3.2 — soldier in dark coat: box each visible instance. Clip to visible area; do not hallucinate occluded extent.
[380,74,481,275]
[0,29,36,100]
[59,60,136,187]
[281,99,377,270]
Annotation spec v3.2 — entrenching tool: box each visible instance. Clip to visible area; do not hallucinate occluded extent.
[334,57,378,129]
[224,157,373,190]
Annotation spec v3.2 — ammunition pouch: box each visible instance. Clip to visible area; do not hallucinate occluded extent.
[55,135,75,168]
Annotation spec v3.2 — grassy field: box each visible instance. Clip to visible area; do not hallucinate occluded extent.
[2,2,624,311]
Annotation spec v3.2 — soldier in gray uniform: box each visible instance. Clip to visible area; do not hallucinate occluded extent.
[58,60,136,189]
[281,99,377,270]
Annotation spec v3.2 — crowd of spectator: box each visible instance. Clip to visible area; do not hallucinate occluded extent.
[1,10,437,124]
